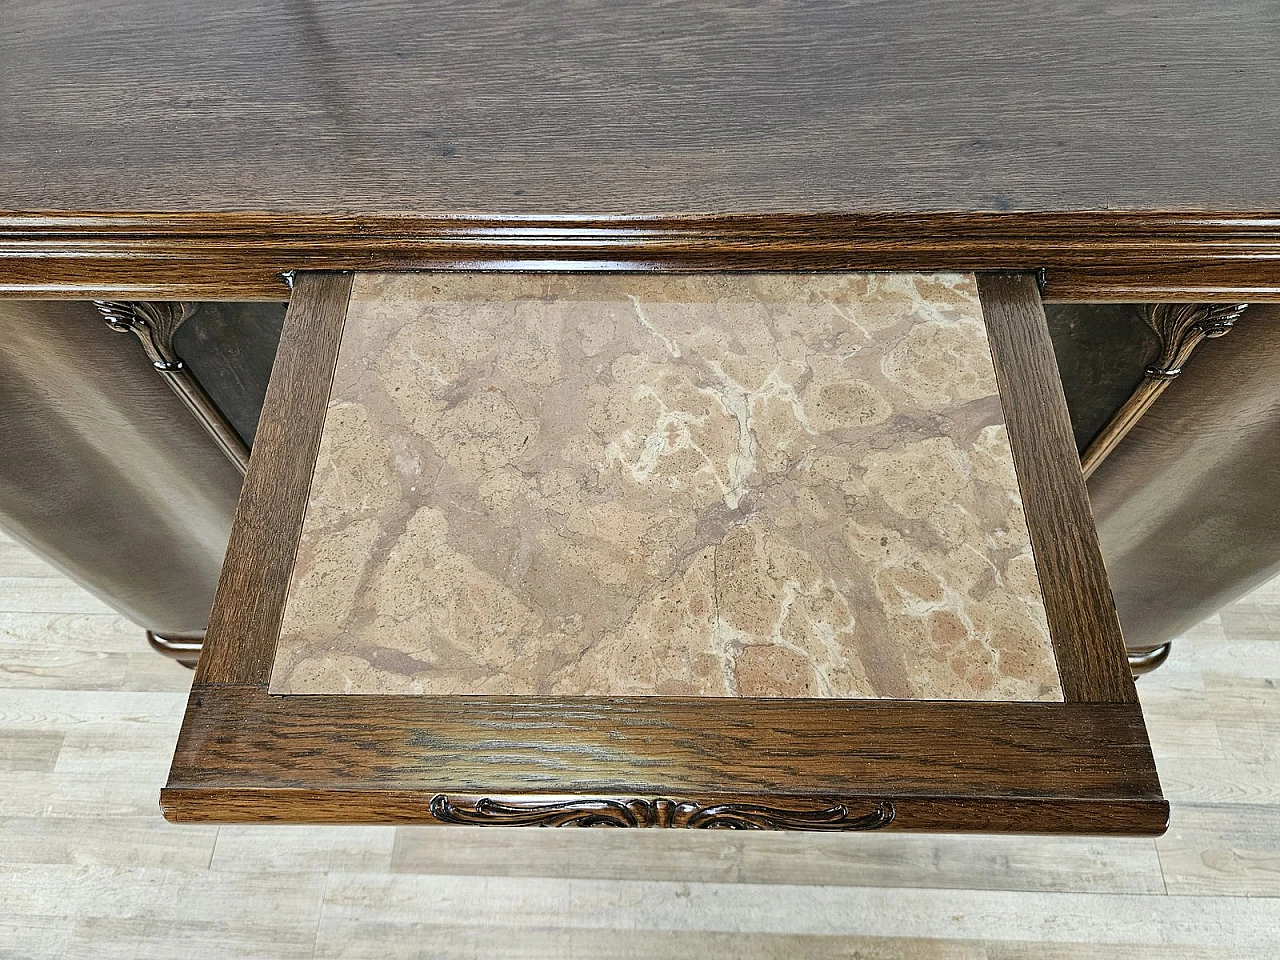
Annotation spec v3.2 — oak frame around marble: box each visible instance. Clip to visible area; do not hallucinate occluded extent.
[163,270,1167,834]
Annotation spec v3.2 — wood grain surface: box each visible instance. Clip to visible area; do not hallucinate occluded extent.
[194,272,352,686]
[3,0,1279,215]
[168,692,1162,800]
[978,274,1135,703]
[163,686,1167,834]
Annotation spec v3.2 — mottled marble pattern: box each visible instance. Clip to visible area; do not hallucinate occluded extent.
[270,273,1062,701]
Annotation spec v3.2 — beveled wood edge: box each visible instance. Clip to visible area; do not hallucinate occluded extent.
[163,686,1165,832]
[3,210,1280,301]
[978,274,1136,703]
[194,271,353,685]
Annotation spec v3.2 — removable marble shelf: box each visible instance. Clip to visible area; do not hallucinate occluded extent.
[165,271,1163,833]
[269,272,1061,701]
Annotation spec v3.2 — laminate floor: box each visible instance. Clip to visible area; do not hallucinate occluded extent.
[1,532,1278,958]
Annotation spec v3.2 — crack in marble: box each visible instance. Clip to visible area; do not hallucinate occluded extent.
[626,294,682,358]
[700,360,760,510]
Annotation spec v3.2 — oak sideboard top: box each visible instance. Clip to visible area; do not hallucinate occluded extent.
[4,0,1280,216]
[3,2,1278,301]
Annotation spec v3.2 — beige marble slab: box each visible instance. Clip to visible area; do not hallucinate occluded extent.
[269,273,1062,700]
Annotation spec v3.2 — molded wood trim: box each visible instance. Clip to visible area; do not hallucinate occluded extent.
[3,211,1280,301]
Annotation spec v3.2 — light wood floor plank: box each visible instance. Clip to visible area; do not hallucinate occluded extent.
[1157,803,1280,896]
[314,873,1280,948]
[1154,756,1280,805]
[0,817,217,871]
[0,688,186,728]
[0,612,192,692]
[0,772,172,820]
[0,537,60,577]
[0,864,326,951]
[310,925,991,960]
[0,915,72,960]
[0,577,115,615]
[390,827,1165,894]
[985,943,1275,960]
[0,731,63,773]
[0,612,150,656]
[0,533,1279,956]
[212,825,397,874]
[62,917,320,960]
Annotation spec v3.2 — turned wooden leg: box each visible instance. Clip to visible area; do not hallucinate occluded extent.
[1128,641,1172,677]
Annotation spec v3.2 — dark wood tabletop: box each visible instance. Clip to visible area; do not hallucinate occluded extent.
[2,0,1279,299]
[5,0,1280,215]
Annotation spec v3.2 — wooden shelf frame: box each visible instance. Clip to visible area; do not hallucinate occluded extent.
[162,270,1168,834]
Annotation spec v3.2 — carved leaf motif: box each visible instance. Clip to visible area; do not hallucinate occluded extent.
[94,300,192,371]
[91,299,250,472]
[1140,303,1248,379]
[428,794,895,830]
[1080,301,1251,477]
[681,801,895,830]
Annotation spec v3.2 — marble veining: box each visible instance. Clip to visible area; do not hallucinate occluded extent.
[270,273,1062,701]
